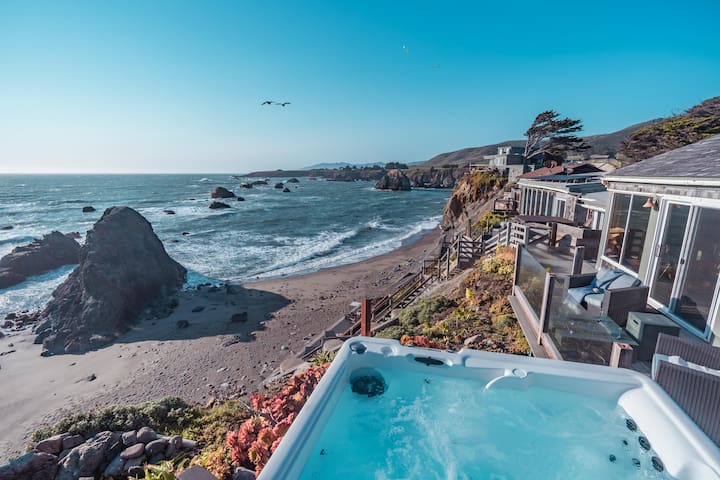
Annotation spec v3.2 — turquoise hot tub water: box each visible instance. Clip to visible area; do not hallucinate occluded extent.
[260,339,720,480]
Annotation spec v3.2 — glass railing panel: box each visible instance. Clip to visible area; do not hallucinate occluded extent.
[545,277,637,366]
[515,246,547,322]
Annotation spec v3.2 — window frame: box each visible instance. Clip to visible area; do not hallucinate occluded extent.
[601,191,651,276]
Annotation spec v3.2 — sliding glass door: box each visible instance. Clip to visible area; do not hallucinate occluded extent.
[649,203,720,336]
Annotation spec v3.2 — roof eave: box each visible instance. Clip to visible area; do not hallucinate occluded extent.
[603,175,720,187]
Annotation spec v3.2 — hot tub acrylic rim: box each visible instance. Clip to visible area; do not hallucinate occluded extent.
[258,338,720,480]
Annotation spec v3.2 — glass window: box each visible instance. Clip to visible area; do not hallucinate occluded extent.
[604,193,630,261]
[621,195,651,271]
[603,193,651,273]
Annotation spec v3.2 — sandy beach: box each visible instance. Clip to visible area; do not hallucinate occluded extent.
[0,230,442,462]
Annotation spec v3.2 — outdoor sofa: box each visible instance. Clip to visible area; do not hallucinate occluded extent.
[559,268,649,327]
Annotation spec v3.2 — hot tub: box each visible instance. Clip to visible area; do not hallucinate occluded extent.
[260,338,720,479]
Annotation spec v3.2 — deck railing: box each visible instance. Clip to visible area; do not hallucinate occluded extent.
[511,246,636,367]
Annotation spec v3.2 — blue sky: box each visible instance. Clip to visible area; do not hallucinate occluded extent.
[1,0,718,173]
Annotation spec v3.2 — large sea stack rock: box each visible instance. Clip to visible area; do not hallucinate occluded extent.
[374,169,411,191]
[0,232,80,289]
[34,207,186,355]
[211,186,236,198]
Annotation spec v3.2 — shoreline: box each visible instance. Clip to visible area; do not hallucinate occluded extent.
[0,229,442,462]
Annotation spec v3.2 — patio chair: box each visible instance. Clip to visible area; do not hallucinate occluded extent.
[559,268,649,327]
[652,333,720,446]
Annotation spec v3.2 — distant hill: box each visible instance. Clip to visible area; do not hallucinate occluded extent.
[421,120,659,167]
[302,161,424,170]
[620,96,720,162]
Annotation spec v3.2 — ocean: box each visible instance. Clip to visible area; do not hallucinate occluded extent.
[0,174,450,317]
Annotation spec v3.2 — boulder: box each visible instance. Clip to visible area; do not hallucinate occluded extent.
[274,183,284,189]
[35,433,67,454]
[251,180,268,186]
[234,466,257,480]
[136,427,157,444]
[0,231,80,289]
[236,196,245,201]
[286,177,300,183]
[145,438,168,456]
[122,430,138,447]
[56,431,120,480]
[209,201,231,209]
[239,183,253,189]
[178,465,217,480]
[123,455,145,473]
[211,187,235,199]
[103,454,125,478]
[374,170,411,191]
[0,451,58,480]
[0,225,13,231]
[163,210,176,215]
[62,434,85,451]
[282,187,291,193]
[120,443,145,460]
[32,207,186,355]
[82,206,96,213]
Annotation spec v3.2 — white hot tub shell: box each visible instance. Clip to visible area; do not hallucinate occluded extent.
[259,338,720,480]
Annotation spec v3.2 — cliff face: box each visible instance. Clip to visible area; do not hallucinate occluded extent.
[442,171,506,232]
[406,166,466,188]
[34,207,187,355]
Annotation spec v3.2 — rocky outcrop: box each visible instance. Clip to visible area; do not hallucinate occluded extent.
[442,171,506,231]
[211,187,235,198]
[0,451,58,480]
[209,201,231,209]
[0,232,80,289]
[274,182,284,189]
[407,167,465,188]
[82,206,95,213]
[33,207,186,355]
[374,169,411,191]
[286,177,300,183]
[0,428,199,480]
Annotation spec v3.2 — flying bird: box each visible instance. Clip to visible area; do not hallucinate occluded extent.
[261,100,274,105]
[278,102,291,107]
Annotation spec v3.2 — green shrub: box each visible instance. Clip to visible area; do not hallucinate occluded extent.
[398,296,455,328]
[492,313,516,331]
[311,350,337,366]
[375,325,410,340]
[30,397,202,446]
[181,400,249,448]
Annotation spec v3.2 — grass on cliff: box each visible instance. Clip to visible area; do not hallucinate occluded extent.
[377,246,529,355]
[29,396,250,451]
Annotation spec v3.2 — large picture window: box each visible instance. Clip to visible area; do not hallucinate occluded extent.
[603,193,651,272]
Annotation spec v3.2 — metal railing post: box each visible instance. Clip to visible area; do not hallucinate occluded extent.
[360,298,372,337]
[571,246,585,274]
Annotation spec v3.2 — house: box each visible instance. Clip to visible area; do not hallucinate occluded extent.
[517,163,606,225]
[482,146,527,181]
[600,134,720,345]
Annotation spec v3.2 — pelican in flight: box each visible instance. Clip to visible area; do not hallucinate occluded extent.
[261,100,274,105]
[278,102,291,107]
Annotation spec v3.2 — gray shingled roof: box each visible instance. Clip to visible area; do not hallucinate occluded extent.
[608,134,720,180]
